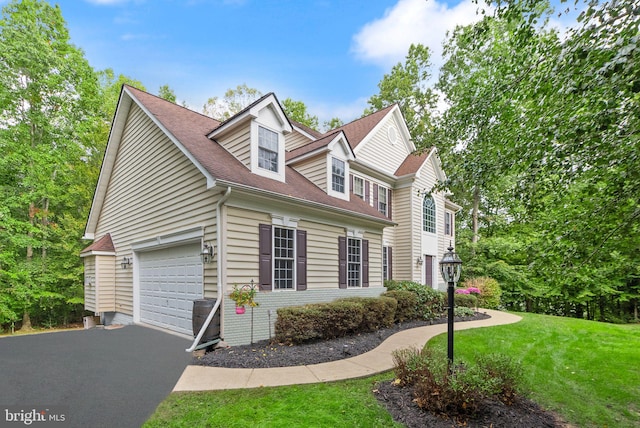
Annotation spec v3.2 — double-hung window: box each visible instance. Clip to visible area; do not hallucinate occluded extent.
[331,158,345,193]
[378,185,388,215]
[353,176,364,199]
[347,238,361,287]
[445,211,452,236]
[273,227,295,290]
[258,126,279,172]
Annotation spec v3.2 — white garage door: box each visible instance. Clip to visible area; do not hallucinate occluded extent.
[138,243,203,335]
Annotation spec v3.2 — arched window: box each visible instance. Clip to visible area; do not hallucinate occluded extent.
[423,195,436,233]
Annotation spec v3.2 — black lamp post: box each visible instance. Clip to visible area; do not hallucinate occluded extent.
[439,243,462,366]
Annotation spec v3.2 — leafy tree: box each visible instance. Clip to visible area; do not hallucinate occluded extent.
[0,0,101,329]
[158,84,176,103]
[203,84,262,121]
[281,97,319,130]
[366,43,439,147]
[323,117,344,131]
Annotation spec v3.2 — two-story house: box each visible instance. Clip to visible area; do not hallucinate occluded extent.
[81,86,458,345]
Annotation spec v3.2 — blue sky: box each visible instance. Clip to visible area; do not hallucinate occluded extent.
[11,0,577,123]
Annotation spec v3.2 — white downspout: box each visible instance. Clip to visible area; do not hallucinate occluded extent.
[186,186,231,352]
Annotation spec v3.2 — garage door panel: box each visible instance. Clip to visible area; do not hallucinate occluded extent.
[138,243,203,335]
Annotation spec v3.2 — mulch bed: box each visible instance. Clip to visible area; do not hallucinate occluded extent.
[374,379,567,428]
[192,312,490,369]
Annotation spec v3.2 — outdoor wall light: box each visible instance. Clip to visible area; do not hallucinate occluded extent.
[201,243,214,264]
[439,242,462,367]
[416,256,424,265]
[121,256,132,269]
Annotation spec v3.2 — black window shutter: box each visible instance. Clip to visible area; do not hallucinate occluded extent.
[388,188,392,219]
[388,246,393,280]
[296,230,307,291]
[362,239,369,287]
[338,236,347,289]
[373,184,379,212]
[258,224,272,291]
[349,174,354,194]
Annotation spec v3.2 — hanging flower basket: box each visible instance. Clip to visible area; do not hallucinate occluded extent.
[229,283,258,315]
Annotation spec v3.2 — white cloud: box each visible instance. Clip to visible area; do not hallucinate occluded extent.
[352,0,483,70]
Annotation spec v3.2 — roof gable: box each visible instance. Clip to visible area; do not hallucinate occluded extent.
[80,233,115,256]
[207,93,292,139]
[84,87,394,239]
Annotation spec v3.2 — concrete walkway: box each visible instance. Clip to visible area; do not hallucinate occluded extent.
[173,309,521,392]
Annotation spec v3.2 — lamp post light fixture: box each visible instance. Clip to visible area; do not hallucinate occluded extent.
[439,243,462,367]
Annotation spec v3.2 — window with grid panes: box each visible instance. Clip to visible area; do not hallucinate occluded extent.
[331,158,345,193]
[423,195,436,233]
[273,227,294,289]
[378,185,387,215]
[258,126,279,172]
[353,176,364,199]
[347,238,361,287]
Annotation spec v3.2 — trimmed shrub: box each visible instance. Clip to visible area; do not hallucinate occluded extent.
[385,280,446,320]
[464,277,502,309]
[337,296,397,332]
[382,290,418,322]
[454,306,475,317]
[274,301,364,345]
[454,293,477,309]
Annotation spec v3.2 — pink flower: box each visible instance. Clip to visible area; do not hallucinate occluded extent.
[467,287,481,294]
[455,288,470,294]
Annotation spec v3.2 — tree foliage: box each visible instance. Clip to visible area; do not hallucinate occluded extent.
[366,43,439,146]
[434,0,640,321]
[281,97,319,130]
[202,83,263,121]
[0,0,102,328]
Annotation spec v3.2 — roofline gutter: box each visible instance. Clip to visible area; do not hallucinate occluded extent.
[186,186,232,352]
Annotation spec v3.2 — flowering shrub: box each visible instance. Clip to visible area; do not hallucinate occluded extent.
[467,287,481,295]
[455,288,470,294]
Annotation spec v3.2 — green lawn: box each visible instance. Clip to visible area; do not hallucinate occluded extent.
[144,313,640,428]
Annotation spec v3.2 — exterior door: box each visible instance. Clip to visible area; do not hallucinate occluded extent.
[424,255,433,288]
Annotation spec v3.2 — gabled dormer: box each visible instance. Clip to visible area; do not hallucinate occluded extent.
[208,93,292,183]
[287,131,354,201]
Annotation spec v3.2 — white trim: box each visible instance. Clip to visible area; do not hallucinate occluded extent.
[346,228,364,239]
[131,226,204,252]
[80,250,116,258]
[271,214,299,228]
[250,121,286,182]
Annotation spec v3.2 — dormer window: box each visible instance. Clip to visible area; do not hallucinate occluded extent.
[258,126,279,172]
[332,158,345,193]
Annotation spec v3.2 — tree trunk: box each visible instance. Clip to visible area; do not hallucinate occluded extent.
[471,185,480,245]
[27,202,35,261]
[21,311,33,331]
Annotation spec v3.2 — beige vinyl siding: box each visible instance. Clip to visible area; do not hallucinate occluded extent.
[225,207,268,286]
[94,104,217,315]
[96,255,116,312]
[365,230,383,287]
[300,220,342,288]
[392,185,415,281]
[285,130,314,151]
[217,126,251,168]
[84,257,96,312]
[290,156,327,191]
[355,119,411,176]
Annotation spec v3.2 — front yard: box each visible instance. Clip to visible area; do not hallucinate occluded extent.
[144,313,640,427]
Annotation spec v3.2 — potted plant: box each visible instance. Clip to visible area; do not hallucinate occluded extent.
[229,284,258,314]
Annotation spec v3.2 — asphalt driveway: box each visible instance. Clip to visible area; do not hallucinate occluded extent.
[0,325,191,428]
